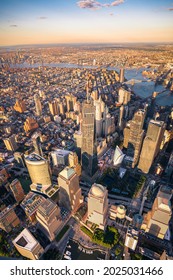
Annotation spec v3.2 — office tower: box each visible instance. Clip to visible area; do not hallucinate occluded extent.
[68,152,81,176]
[65,95,77,112]
[51,149,70,166]
[118,88,131,105]
[119,68,125,83]
[58,167,83,212]
[125,226,139,251]
[10,179,25,203]
[138,120,166,173]
[21,191,46,222]
[13,228,44,260]
[81,99,98,177]
[87,183,108,230]
[34,93,42,116]
[0,206,20,232]
[3,135,18,152]
[127,109,146,168]
[94,97,105,138]
[48,99,59,116]
[14,152,26,167]
[25,153,52,187]
[24,117,39,133]
[142,186,172,239]
[13,99,26,113]
[104,113,115,137]
[32,132,43,157]
[113,146,125,167]
[118,105,124,130]
[36,199,61,241]
[123,122,131,148]
[165,152,173,182]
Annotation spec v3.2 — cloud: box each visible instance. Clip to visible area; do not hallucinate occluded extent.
[77,0,124,10]
[109,13,114,16]
[9,25,18,27]
[168,8,173,11]
[38,16,48,20]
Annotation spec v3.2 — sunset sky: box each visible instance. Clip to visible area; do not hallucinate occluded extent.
[0,0,173,46]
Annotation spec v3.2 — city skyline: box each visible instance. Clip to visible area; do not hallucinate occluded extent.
[1,0,173,46]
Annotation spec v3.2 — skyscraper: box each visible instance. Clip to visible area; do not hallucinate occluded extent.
[118,88,131,105]
[58,167,83,212]
[14,99,26,113]
[65,94,77,112]
[81,98,98,177]
[32,131,43,157]
[48,99,59,116]
[10,179,25,203]
[36,199,61,241]
[23,117,39,133]
[87,183,108,230]
[119,68,125,83]
[94,96,105,137]
[127,109,146,168]
[25,153,52,188]
[68,152,81,176]
[142,186,172,239]
[138,120,166,173]
[34,93,42,116]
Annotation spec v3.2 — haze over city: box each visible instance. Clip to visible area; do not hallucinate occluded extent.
[0,0,173,46]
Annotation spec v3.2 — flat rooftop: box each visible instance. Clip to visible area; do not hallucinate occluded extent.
[13,228,38,250]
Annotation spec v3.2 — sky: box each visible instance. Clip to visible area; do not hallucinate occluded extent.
[0,0,173,46]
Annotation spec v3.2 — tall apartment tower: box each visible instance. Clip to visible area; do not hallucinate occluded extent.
[119,68,125,83]
[48,99,59,116]
[58,167,83,212]
[94,96,105,137]
[118,88,131,105]
[138,120,166,173]
[87,183,108,230]
[36,199,61,241]
[65,95,77,112]
[81,99,98,177]
[142,186,172,239]
[32,132,43,157]
[34,93,42,116]
[3,135,18,152]
[127,109,146,168]
[25,153,52,187]
[118,105,124,130]
[10,179,25,203]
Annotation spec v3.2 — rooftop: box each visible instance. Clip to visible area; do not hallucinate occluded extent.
[13,228,38,250]
[59,167,75,180]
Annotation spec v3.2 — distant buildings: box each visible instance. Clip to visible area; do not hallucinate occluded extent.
[13,228,44,260]
[58,167,83,212]
[10,179,25,203]
[24,117,39,133]
[87,183,108,230]
[13,99,26,113]
[48,99,59,116]
[0,206,20,232]
[142,186,172,239]
[3,135,18,152]
[36,199,61,241]
[34,93,42,116]
[65,94,76,112]
[138,120,165,173]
